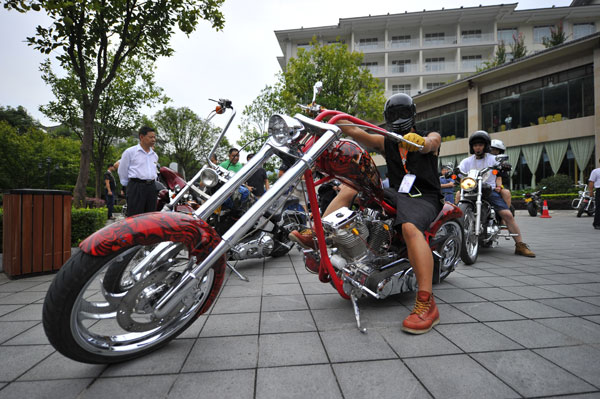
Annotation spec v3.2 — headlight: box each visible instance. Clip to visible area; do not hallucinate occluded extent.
[268,114,304,146]
[460,177,477,191]
[200,168,219,187]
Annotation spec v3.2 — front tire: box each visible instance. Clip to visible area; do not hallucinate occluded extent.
[527,202,537,217]
[434,220,462,281]
[459,203,479,265]
[43,243,225,364]
[577,202,586,218]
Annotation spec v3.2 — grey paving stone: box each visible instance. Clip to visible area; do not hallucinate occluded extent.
[3,323,48,345]
[577,296,600,306]
[454,268,498,278]
[0,345,53,382]
[379,327,462,358]
[485,319,580,348]
[436,303,478,324]
[472,350,595,397]
[436,323,523,352]
[333,359,431,399]
[0,281,46,293]
[543,273,593,284]
[497,299,572,318]
[262,283,303,296]
[535,345,600,387]
[453,302,525,322]
[539,284,599,297]
[465,287,527,301]
[219,282,262,297]
[577,283,600,294]
[0,292,46,305]
[483,267,528,277]
[182,335,258,372]
[445,277,492,289]
[584,315,600,325]
[210,295,261,314]
[0,321,37,344]
[18,351,105,380]
[538,297,600,316]
[404,354,518,399]
[0,378,91,399]
[474,276,528,287]
[256,364,342,399]
[262,266,295,276]
[0,305,22,318]
[258,332,328,367]
[168,369,255,399]
[0,304,42,322]
[305,293,349,310]
[101,339,193,377]
[433,288,486,303]
[502,285,567,299]
[299,281,335,294]
[260,310,316,334]
[262,274,298,285]
[320,328,396,362]
[79,374,176,399]
[261,294,307,312]
[312,307,364,331]
[174,315,206,339]
[508,274,563,285]
[537,317,600,344]
[200,312,259,337]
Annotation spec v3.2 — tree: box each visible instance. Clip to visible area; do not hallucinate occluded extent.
[477,40,507,72]
[0,105,40,133]
[511,32,527,60]
[5,0,225,206]
[280,40,386,122]
[543,22,567,48]
[153,107,230,178]
[40,55,167,197]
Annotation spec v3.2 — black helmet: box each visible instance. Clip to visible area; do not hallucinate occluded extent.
[468,130,491,154]
[384,93,416,134]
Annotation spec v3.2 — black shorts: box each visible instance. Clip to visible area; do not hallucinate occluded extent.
[390,191,442,233]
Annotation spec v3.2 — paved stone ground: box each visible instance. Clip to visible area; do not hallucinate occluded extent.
[0,209,599,399]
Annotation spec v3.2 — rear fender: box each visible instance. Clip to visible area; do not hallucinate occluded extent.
[79,212,221,260]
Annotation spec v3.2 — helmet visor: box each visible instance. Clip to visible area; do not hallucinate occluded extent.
[385,105,413,122]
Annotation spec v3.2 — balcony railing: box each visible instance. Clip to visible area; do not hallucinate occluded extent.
[423,61,457,73]
[388,38,420,49]
[461,59,485,71]
[460,32,495,44]
[389,63,419,75]
[354,41,386,52]
[361,65,386,77]
[423,35,457,47]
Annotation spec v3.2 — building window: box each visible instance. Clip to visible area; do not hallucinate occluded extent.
[426,82,445,90]
[391,35,411,47]
[297,42,312,51]
[425,32,445,44]
[359,37,379,49]
[361,61,379,75]
[415,100,467,139]
[392,84,411,94]
[533,26,552,44]
[462,29,482,42]
[425,58,445,72]
[391,59,411,73]
[497,28,517,44]
[462,55,482,70]
[573,23,595,39]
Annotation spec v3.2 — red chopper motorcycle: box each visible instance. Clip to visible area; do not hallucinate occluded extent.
[42,83,463,363]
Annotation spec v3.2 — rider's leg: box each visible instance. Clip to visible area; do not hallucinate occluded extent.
[498,208,536,257]
[323,184,356,217]
[500,188,512,208]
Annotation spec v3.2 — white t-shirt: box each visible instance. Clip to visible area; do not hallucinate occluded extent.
[458,153,498,188]
[589,167,600,189]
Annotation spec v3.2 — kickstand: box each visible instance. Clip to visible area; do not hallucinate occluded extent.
[226,261,249,282]
[351,292,367,334]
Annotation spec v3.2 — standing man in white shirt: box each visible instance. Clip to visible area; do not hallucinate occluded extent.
[118,126,159,217]
[588,159,600,230]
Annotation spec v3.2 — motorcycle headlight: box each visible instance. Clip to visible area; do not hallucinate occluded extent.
[200,168,219,188]
[268,114,304,146]
[460,177,477,191]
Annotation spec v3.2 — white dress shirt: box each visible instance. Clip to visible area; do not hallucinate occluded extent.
[118,144,158,186]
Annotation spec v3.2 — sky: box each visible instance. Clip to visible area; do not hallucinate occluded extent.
[0,0,572,144]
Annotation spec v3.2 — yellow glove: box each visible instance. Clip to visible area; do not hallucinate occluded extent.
[400,133,425,152]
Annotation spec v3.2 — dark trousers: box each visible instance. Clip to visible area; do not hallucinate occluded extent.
[595,189,600,227]
[126,181,157,217]
[105,193,115,218]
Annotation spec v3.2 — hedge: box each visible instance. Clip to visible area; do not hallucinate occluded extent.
[71,207,108,246]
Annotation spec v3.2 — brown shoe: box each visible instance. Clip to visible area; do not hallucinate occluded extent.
[402,291,440,335]
[289,228,317,250]
[515,242,535,257]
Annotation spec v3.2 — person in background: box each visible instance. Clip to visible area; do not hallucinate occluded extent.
[505,114,512,130]
[118,126,159,217]
[382,173,390,188]
[439,164,455,204]
[220,148,243,172]
[588,159,600,230]
[104,163,117,220]
[490,139,512,209]
[245,153,269,197]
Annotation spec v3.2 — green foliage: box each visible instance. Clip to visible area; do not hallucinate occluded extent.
[538,174,575,194]
[71,207,107,246]
[152,107,230,178]
[477,41,506,72]
[0,105,40,133]
[543,22,567,48]
[280,39,386,122]
[510,32,527,60]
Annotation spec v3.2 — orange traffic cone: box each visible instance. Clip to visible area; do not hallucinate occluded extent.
[540,200,552,218]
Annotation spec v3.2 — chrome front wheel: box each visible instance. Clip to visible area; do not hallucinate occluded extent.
[459,203,479,265]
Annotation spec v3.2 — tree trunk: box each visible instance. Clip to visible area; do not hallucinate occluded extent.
[94,159,103,199]
[73,109,95,207]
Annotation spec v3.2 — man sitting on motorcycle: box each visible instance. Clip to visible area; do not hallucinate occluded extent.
[490,139,512,209]
[458,131,535,258]
[290,93,444,335]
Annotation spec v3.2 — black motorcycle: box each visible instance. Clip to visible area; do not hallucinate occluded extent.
[523,186,546,217]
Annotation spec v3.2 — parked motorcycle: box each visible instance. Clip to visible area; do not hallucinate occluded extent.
[42,83,463,363]
[457,155,518,265]
[576,192,596,217]
[523,186,546,217]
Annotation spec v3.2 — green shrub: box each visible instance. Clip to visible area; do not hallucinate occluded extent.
[538,174,576,194]
[71,207,107,246]
[114,205,123,214]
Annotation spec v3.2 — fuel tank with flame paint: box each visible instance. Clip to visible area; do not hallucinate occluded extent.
[316,139,383,198]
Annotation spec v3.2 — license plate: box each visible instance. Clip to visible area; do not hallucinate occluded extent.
[524,198,532,203]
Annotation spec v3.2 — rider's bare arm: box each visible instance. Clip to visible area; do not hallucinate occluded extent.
[337,121,385,153]
[420,132,441,154]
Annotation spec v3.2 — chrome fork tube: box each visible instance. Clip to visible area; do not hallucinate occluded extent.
[155,131,339,313]
[475,176,483,237]
[194,143,274,219]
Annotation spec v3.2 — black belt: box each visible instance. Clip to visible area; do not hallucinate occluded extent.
[130,178,156,185]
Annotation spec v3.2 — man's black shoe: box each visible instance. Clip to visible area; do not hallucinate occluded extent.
[594,225,600,230]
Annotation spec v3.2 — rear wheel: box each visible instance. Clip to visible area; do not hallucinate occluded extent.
[434,220,462,281]
[577,202,586,218]
[43,242,225,364]
[527,202,537,217]
[459,203,478,265]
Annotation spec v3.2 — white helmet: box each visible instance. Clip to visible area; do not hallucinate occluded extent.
[490,139,506,154]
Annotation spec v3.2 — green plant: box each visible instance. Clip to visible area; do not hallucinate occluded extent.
[511,32,527,60]
[538,174,575,194]
[543,22,567,48]
[71,207,107,246]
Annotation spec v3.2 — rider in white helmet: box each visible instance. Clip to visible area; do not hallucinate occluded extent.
[490,139,512,208]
